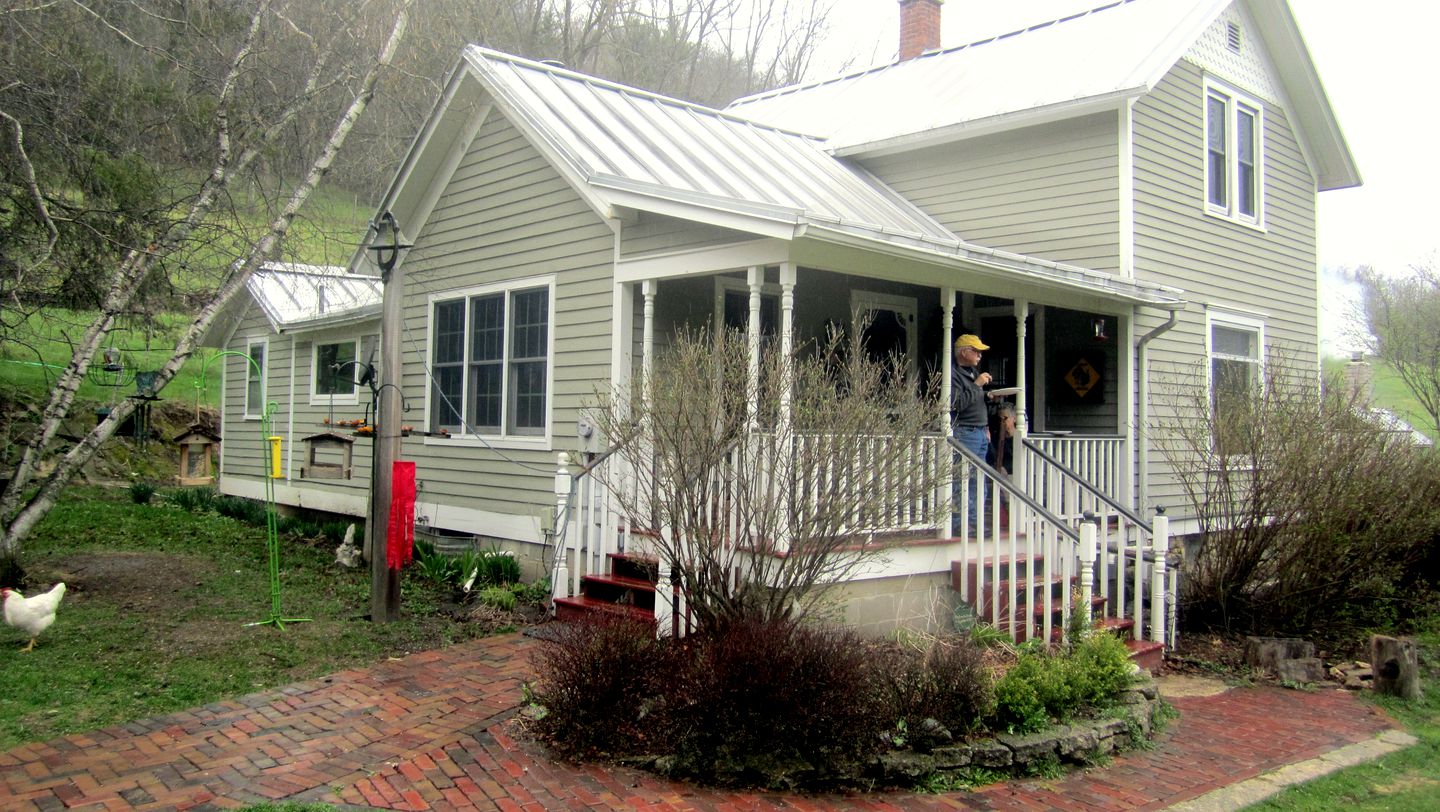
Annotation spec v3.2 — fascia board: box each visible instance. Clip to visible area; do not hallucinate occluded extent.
[346,57,475,272]
[460,52,621,225]
[833,88,1144,159]
[277,309,382,335]
[615,238,790,283]
[1245,0,1361,190]
[595,182,801,241]
[799,223,1184,307]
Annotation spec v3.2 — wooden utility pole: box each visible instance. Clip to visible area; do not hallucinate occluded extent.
[368,213,409,622]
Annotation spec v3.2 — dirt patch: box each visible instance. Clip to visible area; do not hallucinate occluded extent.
[46,551,215,611]
[1156,674,1230,698]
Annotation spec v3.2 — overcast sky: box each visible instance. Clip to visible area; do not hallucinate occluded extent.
[808,1,1435,351]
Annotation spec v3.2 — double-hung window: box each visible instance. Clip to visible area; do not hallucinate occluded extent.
[430,281,552,439]
[1207,312,1264,456]
[244,339,267,420]
[1204,80,1263,226]
[312,338,360,405]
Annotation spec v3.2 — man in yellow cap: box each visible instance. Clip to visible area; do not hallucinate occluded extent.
[952,334,992,530]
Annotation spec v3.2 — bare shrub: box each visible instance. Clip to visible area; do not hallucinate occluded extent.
[1157,355,1440,643]
[591,323,946,632]
[879,635,995,741]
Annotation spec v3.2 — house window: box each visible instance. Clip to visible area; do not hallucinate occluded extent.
[1208,313,1264,456]
[430,281,552,438]
[244,339,267,420]
[1204,80,1263,226]
[312,339,359,404]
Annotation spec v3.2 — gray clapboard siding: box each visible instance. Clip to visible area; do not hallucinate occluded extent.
[860,113,1121,272]
[390,109,615,523]
[221,306,284,480]
[621,214,761,257]
[1132,57,1319,518]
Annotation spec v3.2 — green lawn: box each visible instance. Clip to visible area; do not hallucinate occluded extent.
[1324,355,1437,442]
[0,486,500,750]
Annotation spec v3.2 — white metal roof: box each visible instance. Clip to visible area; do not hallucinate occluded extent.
[730,0,1219,151]
[246,262,381,333]
[462,46,958,243]
[727,0,1358,192]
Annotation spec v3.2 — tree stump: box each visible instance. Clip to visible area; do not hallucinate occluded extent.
[1370,635,1421,699]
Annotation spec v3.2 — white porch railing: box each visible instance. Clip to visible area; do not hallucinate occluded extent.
[549,431,1176,650]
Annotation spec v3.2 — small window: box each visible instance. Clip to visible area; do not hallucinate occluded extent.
[1208,314,1264,456]
[312,339,360,404]
[244,339,267,420]
[429,281,552,440]
[1203,80,1264,226]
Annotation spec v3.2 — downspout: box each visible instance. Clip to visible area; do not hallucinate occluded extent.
[1136,305,1183,511]
[287,334,297,482]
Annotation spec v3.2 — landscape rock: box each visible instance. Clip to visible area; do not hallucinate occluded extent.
[1276,657,1326,685]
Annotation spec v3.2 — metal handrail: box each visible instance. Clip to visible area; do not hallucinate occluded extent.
[948,436,1079,543]
[1021,436,1152,533]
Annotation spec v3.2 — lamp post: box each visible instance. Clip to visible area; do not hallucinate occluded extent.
[366,211,411,623]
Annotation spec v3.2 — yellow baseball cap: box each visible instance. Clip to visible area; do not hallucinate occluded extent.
[954,334,989,351]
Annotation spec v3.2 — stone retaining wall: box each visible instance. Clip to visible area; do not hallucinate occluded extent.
[871,676,1165,784]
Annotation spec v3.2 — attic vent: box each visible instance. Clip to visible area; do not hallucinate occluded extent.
[1226,21,1242,53]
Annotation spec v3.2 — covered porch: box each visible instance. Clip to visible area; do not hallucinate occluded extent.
[551,230,1185,649]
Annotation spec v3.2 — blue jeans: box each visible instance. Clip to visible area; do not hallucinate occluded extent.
[953,424,989,532]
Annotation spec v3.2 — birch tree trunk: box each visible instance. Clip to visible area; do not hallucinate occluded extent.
[0,1,414,570]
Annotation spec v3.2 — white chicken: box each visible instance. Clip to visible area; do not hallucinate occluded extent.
[1,582,65,652]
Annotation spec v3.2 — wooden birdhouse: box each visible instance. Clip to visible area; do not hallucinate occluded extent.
[173,425,221,486]
[301,431,354,479]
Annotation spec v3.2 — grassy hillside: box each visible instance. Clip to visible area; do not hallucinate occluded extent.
[1323,356,1437,442]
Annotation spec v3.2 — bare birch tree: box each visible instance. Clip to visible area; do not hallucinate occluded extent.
[1354,261,1440,435]
[591,324,947,631]
[0,0,415,577]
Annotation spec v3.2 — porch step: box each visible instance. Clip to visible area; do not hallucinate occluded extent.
[553,594,656,624]
[1125,639,1165,673]
[552,552,660,625]
[951,553,1164,669]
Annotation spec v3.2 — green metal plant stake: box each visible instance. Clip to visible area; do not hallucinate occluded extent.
[197,351,311,629]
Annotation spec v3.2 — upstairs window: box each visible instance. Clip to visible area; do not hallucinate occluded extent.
[1204,80,1263,226]
[430,281,552,439]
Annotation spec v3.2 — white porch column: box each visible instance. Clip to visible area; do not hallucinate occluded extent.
[941,287,956,426]
[941,288,956,540]
[778,264,796,427]
[641,279,656,408]
[1013,299,1030,492]
[746,266,763,430]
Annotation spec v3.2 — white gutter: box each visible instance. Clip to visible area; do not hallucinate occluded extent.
[1136,304,1185,512]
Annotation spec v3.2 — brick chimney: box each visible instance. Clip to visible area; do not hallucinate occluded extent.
[899,0,943,61]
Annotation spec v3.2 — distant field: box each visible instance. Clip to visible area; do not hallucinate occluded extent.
[1324,355,1436,441]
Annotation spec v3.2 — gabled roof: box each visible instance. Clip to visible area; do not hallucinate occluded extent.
[729,0,1359,190]
[365,46,1183,307]
[245,262,381,334]
[457,46,957,243]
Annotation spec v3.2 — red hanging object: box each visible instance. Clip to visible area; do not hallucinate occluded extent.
[387,461,416,570]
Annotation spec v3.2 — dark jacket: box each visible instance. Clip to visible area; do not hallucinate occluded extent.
[951,364,988,428]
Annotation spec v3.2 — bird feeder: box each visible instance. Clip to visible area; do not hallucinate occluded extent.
[173,425,221,486]
[300,431,354,479]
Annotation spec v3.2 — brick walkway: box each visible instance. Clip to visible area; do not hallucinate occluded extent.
[0,632,1400,811]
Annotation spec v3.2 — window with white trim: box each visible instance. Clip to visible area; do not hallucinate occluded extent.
[1207,313,1264,456]
[430,281,552,437]
[312,339,360,405]
[1204,80,1263,225]
[244,339,267,420]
